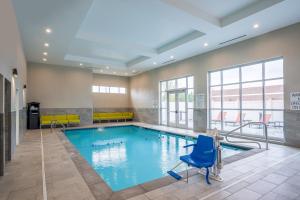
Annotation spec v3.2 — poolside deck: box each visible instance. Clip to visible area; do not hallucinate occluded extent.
[1,122,300,200]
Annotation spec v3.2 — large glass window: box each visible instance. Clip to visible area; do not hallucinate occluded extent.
[159,76,194,129]
[208,58,284,139]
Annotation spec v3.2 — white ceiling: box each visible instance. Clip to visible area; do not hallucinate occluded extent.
[12,0,300,76]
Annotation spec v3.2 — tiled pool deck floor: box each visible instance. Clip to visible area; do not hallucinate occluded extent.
[1,122,300,200]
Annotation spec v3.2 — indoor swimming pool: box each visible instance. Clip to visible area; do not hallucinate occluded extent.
[64,125,249,191]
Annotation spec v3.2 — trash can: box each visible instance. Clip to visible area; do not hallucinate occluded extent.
[27,102,40,129]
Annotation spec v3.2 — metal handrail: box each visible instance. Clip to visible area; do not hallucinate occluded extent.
[224,122,269,150]
[51,120,66,131]
[60,123,66,131]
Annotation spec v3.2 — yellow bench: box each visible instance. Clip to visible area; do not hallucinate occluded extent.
[53,114,68,125]
[93,112,133,122]
[40,114,80,128]
[67,114,80,125]
[40,115,54,127]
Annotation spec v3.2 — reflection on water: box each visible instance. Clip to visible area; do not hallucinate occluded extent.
[92,144,127,168]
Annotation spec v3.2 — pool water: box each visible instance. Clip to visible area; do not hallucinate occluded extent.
[65,125,247,191]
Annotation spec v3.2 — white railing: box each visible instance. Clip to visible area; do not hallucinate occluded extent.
[224,122,269,150]
[50,121,66,132]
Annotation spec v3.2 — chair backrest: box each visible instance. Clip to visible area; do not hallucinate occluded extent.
[259,114,272,123]
[67,114,79,119]
[191,135,216,164]
[215,111,227,121]
[235,113,246,123]
[123,112,133,117]
[53,115,67,120]
[41,115,53,121]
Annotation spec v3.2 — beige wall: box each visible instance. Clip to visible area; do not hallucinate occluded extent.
[27,63,131,109]
[27,63,93,109]
[130,22,300,110]
[0,0,27,157]
[0,0,27,110]
[92,74,131,108]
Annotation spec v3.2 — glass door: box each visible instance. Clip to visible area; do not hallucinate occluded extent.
[167,90,187,128]
[168,92,177,127]
[177,91,187,128]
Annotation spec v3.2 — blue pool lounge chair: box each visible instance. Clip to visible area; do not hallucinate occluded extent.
[180,135,217,184]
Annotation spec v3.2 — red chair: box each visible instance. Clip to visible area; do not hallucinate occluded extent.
[260,114,272,124]
[211,112,227,124]
[225,113,246,126]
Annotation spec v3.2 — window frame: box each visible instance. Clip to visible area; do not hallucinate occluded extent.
[92,85,127,94]
[208,57,284,140]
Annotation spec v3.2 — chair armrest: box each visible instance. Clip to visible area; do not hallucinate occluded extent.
[183,144,196,148]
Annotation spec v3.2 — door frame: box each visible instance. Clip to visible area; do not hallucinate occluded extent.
[167,89,188,129]
[0,75,4,176]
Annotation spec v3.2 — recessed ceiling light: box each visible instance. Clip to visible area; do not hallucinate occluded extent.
[42,58,47,62]
[153,62,157,65]
[45,28,52,34]
[79,63,83,66]
[170,55,174,59]
[204,42,208,47]
[43,52,48,56]
[44,43,49,47]
[253,24,259,29]
[106,66,110,69]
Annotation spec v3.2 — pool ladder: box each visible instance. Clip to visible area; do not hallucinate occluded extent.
[49,121,66,132]
[224,122,269,150]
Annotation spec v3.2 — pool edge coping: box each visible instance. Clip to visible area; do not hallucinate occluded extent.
[57,125,264,200]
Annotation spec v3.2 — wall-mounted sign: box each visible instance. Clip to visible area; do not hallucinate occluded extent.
[195,93,206,109]
[290,92,300,110]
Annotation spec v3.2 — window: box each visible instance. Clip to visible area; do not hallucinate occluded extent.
[177,78,186,88]
[109,87,119,94]
[167,80,176,90]
[92,86,99,93]
[92,85,127,94]
[100,86,109,93]
[208,58,284,139]
[241,64,262,82]
[120,87,126,94]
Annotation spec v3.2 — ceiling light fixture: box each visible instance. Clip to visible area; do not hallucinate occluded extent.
[170,55,174,59]
[204,42,208,47]
[79,63,83,66]
[153,62,157,65]
[43,52,48,56]
[44,43,49,47]
[45,28,52,34]
[106,66,110,69]
[43,58,47,62]
[132,70,136,73]
[253,24,259,29]
[113,72,116,74]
